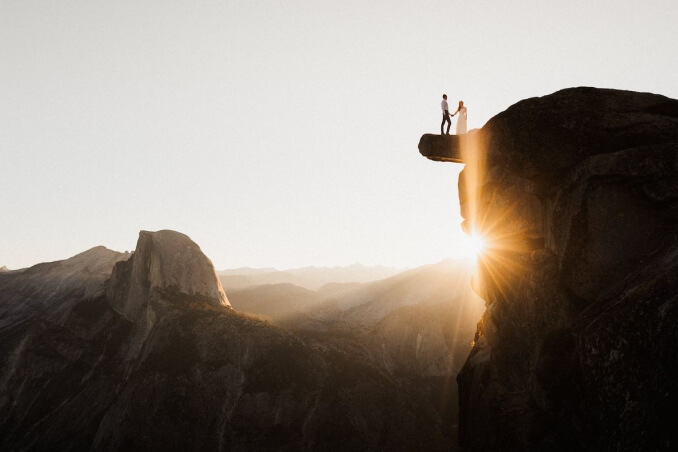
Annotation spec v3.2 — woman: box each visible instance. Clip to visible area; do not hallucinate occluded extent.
[453,101,468,134]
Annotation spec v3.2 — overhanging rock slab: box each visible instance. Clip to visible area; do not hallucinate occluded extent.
[418,133,472,163]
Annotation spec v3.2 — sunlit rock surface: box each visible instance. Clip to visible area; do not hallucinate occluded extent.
[0,230,461,451]
[108,230,230,322]
[424,87,678,451]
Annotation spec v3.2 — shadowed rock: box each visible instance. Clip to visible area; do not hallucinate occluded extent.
[480,87,678,177]
[0,246,130,328]
[418,133,469,163]
[422,87,678,451]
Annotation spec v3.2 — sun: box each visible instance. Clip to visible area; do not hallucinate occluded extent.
[458,232,486,259]
[468,232,486,256]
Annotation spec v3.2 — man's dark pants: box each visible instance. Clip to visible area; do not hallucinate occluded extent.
[441,112,451,135]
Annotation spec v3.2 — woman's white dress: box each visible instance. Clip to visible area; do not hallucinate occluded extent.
[456,106,468,134]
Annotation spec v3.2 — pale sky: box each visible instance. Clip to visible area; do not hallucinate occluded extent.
[1,0,677,270]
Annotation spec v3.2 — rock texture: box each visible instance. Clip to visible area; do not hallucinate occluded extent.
[108,230,229,322]
[0,246,130,329]
[418,133,471,163]
[422,87,678,451]
[0,230,461,451]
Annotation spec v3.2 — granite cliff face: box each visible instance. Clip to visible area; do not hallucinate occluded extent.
[108,230,229,322]
[420,87,678,451]
[0,230,461,451]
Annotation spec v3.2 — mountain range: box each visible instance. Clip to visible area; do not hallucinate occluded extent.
[219,263,401,291]
[225,259,482,325]
[0,230,480,451]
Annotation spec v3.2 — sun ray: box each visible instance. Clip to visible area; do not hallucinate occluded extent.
[455,132,534,306]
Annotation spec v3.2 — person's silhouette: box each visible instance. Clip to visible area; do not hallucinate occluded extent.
[441,94,452,135]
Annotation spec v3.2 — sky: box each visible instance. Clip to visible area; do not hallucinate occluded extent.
[1,0,677,271]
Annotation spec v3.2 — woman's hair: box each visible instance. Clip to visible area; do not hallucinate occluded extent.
[459,100,464,107]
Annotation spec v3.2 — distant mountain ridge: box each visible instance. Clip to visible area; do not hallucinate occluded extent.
[225,259,481,325]
[318,259,476,320]
[219,263,401,290]
[226,258,485,382]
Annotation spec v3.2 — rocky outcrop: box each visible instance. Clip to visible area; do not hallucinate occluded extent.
[421,87,678,451]
[108,230,229,322]
[418,133,474,162]
[0,230,459,451]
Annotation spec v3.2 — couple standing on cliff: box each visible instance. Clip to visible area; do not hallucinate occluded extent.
[441,94,467,135]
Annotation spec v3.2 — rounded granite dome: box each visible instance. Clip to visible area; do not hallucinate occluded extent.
[108,230,230,321]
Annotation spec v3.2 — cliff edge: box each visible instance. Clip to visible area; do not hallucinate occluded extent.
[421,87,678,451]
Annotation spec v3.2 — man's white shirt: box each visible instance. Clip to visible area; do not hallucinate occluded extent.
[441,100,449,112]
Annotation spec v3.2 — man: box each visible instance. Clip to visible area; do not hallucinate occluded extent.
[441,94,454,135]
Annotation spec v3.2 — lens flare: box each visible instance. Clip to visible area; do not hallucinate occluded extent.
[457,230,486,260]
[468,233,486,257]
